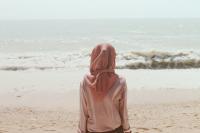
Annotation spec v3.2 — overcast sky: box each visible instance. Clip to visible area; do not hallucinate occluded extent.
[0,0,199,19]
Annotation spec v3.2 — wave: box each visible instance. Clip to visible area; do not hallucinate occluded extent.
[0,52,89,71]
[1,51,200,71]
[0,66,65,71]
[117,51,200,69]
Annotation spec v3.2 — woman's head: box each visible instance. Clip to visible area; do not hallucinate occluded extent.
[90,43,116,74]
[84,43,118,101]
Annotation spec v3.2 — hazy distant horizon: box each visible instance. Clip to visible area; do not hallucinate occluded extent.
[0,0,200,20]
[0,17,200,21]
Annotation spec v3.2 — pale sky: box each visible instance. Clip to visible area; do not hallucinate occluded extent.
[0,0,199,19]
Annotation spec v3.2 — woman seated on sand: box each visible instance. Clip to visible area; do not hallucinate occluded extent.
[77,44,132,133]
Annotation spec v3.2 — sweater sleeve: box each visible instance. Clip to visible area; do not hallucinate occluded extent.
[77,81,88,133]
[119,80,132,133]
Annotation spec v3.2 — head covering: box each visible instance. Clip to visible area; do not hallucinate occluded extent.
[84,43,118,101]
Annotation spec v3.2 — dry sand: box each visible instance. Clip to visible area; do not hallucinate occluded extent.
[0,90,200,133]
[0,101,200,133]
[1,69,200,133]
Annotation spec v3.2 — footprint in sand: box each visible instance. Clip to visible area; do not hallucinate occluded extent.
[0,130,8,133]
[29,125,37,130]
[136,127,162,132]
[16,95,22,98]
[136,127,150,131]
[152,128,162,132]
[43,129,57,132]
[165,125,173,128]
[194,114,199,120]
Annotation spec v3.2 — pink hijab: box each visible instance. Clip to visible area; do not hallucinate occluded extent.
[84,44,119,101]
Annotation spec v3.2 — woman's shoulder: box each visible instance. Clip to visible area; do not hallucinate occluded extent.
[118,74,126,83]
[80,73,93,91]
[82,73,92,84]
[116,74,127,88]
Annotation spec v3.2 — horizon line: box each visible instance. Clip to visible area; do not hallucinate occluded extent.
[0,17,200,21]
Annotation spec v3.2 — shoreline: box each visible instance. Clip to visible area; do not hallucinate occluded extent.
[1,68,200,108]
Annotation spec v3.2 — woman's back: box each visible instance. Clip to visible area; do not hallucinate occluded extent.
[78,75,130,132]
[77,44,131,133]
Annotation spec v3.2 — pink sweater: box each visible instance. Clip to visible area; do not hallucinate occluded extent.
[77,76,131,133]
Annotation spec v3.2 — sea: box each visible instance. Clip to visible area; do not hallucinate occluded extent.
[0,18,200,71]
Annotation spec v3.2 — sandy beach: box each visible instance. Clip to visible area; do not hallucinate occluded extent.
[0,9,200,133]
[0,98,200,133]
[1,69,200,133]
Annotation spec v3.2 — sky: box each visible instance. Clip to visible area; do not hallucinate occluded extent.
[0,0,199,19]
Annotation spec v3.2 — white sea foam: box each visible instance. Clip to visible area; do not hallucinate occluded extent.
[0,19,200,71]
[1,50,200,71]
[117,51,200,69]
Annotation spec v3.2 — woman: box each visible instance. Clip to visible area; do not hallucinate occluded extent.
[77,44,132,133]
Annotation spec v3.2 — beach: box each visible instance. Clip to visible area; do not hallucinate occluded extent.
[1,100,200,133]
[1,18,200,132]
[1,69,200,133]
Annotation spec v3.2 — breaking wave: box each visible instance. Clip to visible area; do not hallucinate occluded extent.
[117,51,200,69]
[1,50,200,71]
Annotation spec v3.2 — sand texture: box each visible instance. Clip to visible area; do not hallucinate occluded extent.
[0,100,200,133]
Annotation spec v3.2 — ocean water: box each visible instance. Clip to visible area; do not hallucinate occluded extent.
[0,18,200,71]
